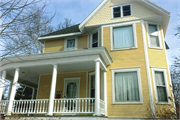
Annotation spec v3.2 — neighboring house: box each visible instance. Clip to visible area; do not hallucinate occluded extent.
[0,0,176,119]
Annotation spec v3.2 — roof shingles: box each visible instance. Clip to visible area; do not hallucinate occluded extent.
[41,24,80,37]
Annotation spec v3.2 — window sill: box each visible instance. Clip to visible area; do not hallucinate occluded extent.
[149,46,163,50]
[156,102,171,105]
[111,47,137,51]
[64,48,77,51]
[112,101,143,105]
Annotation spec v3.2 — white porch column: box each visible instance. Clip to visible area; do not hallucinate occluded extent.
[0,71,7,101]
[47,64,58,116]
[94,60,101,116]
[103,71,107,116]
[6,68,19,116]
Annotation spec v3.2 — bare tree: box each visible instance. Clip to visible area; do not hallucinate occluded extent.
[0,0,55,58]
[56,18,74,30]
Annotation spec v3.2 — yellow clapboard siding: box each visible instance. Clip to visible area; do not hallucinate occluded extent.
[78,36,88,49]
[44,39,64,53]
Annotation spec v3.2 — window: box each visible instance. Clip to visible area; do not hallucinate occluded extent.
[89,73,95,103]
[91,32,98,48]
[152,68,169,104]
[112,68,143,104]
[112,24,136,50]
[147,24,161,48]
[64,38,77,51]
[112,4,131,18]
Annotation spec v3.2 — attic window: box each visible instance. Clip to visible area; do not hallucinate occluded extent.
[112,4,131,18]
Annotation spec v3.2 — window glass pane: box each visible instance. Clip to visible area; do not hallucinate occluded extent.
[114,71,140,102]
[113,25,134,49]
[149,24,157,34]
[123,5,131,16]
[67,39,75,48]
[113,7,121,18]
[150,36,160,47]
[157,87,167,102]
[91,75,95,98]
[155,71,165,86]
[92,32,98,47]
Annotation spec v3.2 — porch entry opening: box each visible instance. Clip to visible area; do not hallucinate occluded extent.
[63,78,80,112]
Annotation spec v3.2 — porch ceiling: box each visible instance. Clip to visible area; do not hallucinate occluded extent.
[1,47,113,87]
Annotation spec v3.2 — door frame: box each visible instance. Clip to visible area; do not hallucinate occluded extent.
[63,77,81,98]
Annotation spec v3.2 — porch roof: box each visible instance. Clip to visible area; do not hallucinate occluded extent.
[0,47,113,87]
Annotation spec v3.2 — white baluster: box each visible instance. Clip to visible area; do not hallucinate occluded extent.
[63,100,65,112]
[60,100,62,112]
[57,100,59,112]
[43,100,45,113]
[79,99,80,112]
[85,99,87,112]
[91,99,93,112]
[40,101,43,112]
[25,101,28,113]
[82,99,84,112]
[69,99,71,112]
[37,101,39,113]
[76,99,77,112]
[88,99,90,112]
[28,101,31,113]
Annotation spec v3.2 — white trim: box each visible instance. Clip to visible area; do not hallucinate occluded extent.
[63,77,81,98]
[0,47,113,71]
[146,22,163,49]
[89,72,95,98]
[161,26,176,114]
[87,35,89,48]
[110,23,137,51]
[36,74,41,99]
[86,71,88,98]
[111,3,132,19]
[38,32,82,41]
[151,67,170,104]
[64,37,78,51]
[141,22,155,117]
[101,26,103,46]
[111,67,143,104]
[103,71,107,116]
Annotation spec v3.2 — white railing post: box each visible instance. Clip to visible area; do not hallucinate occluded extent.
[94,59,101,116]
[0,70,7,101]
[103,71,107,116]
[47,64,58,116]
[31,87,35,99]
[6,68,19,116]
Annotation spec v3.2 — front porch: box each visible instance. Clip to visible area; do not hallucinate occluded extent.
[0,47,112,117]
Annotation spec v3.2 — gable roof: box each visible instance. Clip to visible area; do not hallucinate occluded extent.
[41,24,80,37]
[79,0,170,35]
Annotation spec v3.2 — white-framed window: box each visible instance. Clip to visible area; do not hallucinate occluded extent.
[89,72,95,104]
[111,67,143,104]
[111,23,137,51]
[111,4,132,19]
[151,68,170,104]
[89,72,95,98]
[147,23,162,49]
[91,31,99,48]
[64,38,78,51]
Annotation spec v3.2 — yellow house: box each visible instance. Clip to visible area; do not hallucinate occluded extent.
[0,0,176,119]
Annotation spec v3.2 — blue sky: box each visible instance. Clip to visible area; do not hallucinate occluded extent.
[46,0,180,66]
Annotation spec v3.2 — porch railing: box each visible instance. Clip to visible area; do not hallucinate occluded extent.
[53,98,95,113]
[1,98,105,115]
[12,99,49,114]
[100,99,105,115]
[0,100,9,114]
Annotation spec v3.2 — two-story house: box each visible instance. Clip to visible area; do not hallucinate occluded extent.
[0,0,176,119]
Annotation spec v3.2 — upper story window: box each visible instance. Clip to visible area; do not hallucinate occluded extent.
[147,23,162,49]
[91,31,98,48]
[64,38,77,51]
[112,4,131,18]
[111,24,137,51]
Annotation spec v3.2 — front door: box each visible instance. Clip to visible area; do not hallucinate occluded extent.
[63,77,80,113]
